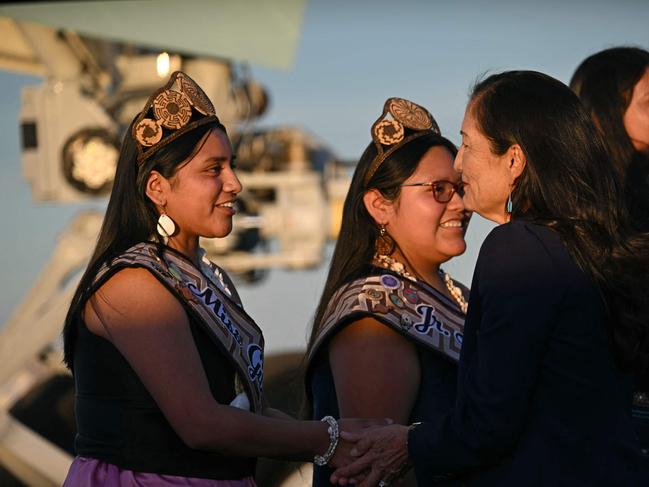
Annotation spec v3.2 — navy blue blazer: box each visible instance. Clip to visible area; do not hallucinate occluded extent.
[408,219,648,486]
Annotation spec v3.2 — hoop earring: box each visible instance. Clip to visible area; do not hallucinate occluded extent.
[375,224,395,257]
[157,210,176,238]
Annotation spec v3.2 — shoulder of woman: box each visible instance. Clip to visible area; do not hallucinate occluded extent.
[329,316,416,356]
[476,220,562,287]
[88,267,185,330]
[480,219,556,260]
[99,266,167,293]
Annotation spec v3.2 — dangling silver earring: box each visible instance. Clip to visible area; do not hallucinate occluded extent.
[157,209,176,238]
[506,193,513,222]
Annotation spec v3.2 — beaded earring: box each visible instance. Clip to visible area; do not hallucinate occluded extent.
[375,224,395,257]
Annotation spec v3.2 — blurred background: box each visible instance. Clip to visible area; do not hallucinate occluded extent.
[0,0,647,485]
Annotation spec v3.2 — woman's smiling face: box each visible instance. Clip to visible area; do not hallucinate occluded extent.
[164,128,242,240]
[454,104,514,224]
[385,145,468,267]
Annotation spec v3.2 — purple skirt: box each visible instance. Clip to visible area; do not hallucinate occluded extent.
[63,457,257,487]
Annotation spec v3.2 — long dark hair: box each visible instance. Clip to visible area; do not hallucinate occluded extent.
[570,46,649,177]
[471,70,649,374]
[306,130,457,356]
[570,46,649,231]
[62,118,225,369]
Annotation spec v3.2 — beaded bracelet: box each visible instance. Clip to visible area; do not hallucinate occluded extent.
[314,415,339,466]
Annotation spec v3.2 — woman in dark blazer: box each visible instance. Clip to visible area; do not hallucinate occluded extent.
[330,71,649,486]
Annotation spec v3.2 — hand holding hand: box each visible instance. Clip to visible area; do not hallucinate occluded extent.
[327,417,393,471]
[330,424,410,487]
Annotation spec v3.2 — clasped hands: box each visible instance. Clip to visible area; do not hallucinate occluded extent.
[329,422,411,487]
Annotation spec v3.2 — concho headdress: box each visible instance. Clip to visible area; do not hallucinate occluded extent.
[132,71,220,164]
[364,97,441,185]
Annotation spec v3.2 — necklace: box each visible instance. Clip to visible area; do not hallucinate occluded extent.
[198,248,232,297]
[443,272,468,314]
[153,241,233,298]
[374,253,417,281]
[374,253,468,314]
[153,234,232,297]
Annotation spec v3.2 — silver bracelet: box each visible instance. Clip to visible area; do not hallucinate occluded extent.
[314,415,339,466]
[405,422,421,453]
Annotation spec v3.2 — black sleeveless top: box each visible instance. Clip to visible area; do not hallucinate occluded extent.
[73,308,255,479]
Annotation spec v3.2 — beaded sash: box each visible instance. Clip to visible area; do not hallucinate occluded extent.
[92,242,265,413]
[306,272,465,366]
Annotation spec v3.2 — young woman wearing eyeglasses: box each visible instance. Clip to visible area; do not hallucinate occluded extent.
[305,98,470,487]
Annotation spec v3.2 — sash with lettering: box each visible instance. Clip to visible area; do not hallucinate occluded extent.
[307,271,465,366]
[92,242,265,413]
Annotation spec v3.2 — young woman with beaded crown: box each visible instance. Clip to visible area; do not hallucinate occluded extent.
[305,97,470,487]
[61,71,384,487]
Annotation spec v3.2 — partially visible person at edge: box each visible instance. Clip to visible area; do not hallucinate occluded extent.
[570,46,649,233]
[61,71,382,487]
[330,71,649,487]
[571,47,649,462]
[304,98,470,487]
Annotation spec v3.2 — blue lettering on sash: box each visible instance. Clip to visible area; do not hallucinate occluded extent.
[187,283,243,346]
[247,344,264,389]
[454,331,463,346]
[414,304,451,337]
